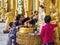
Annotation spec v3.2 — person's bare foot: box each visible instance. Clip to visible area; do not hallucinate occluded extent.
[3,30,9,34]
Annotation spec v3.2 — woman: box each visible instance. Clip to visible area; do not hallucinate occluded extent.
[14,14,32,45]
[40,15,58,45]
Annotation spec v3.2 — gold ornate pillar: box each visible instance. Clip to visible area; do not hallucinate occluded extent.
[45,0,50,15]
[56,0,60,13]
[24,0,28,17]
[7,0,11,12]
[22,0,25,15]
[24,0,33,16]
[28,0,33,15]
[36,0,40,10]
[15,0,18,16]
[2,0,4,8]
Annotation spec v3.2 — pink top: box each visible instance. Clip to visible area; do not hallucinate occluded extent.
[40,23,57,43]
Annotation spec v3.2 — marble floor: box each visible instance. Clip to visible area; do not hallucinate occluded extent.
[0,23,8,45]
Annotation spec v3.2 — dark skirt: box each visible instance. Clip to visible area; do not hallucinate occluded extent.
[43,42,54,45]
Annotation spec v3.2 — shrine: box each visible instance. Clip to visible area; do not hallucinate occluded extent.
[0,0,60,45]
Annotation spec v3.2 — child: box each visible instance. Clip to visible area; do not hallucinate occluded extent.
[40,15,58,45]
[6,22,18,45]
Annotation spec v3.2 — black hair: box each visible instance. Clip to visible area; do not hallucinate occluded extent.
[51,0,55,5]
[40,5,44,9]
[9,22,13,27]
[34,11,38,13]
[16,14,23,22]
[44,15,51,23]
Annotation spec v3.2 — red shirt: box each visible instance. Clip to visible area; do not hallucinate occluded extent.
[40,23,57,43]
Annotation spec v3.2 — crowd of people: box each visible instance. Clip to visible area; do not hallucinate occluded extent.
[5,9,58,45]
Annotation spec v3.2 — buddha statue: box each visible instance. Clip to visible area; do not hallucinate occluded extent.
[4,9,15,32]
[50,5,60,45]
[50,6,59,23]
[0,7,6,22]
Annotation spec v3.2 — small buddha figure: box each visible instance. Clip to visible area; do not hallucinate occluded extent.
[0,7,6,22]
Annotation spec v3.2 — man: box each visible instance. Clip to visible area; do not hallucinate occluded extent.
[29,11,39,32]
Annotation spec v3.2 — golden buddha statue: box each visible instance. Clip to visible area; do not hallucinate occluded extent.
[50,5,60,45]
[4,9,15,32]
[0,7,6,22]
[50,5,59,23]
